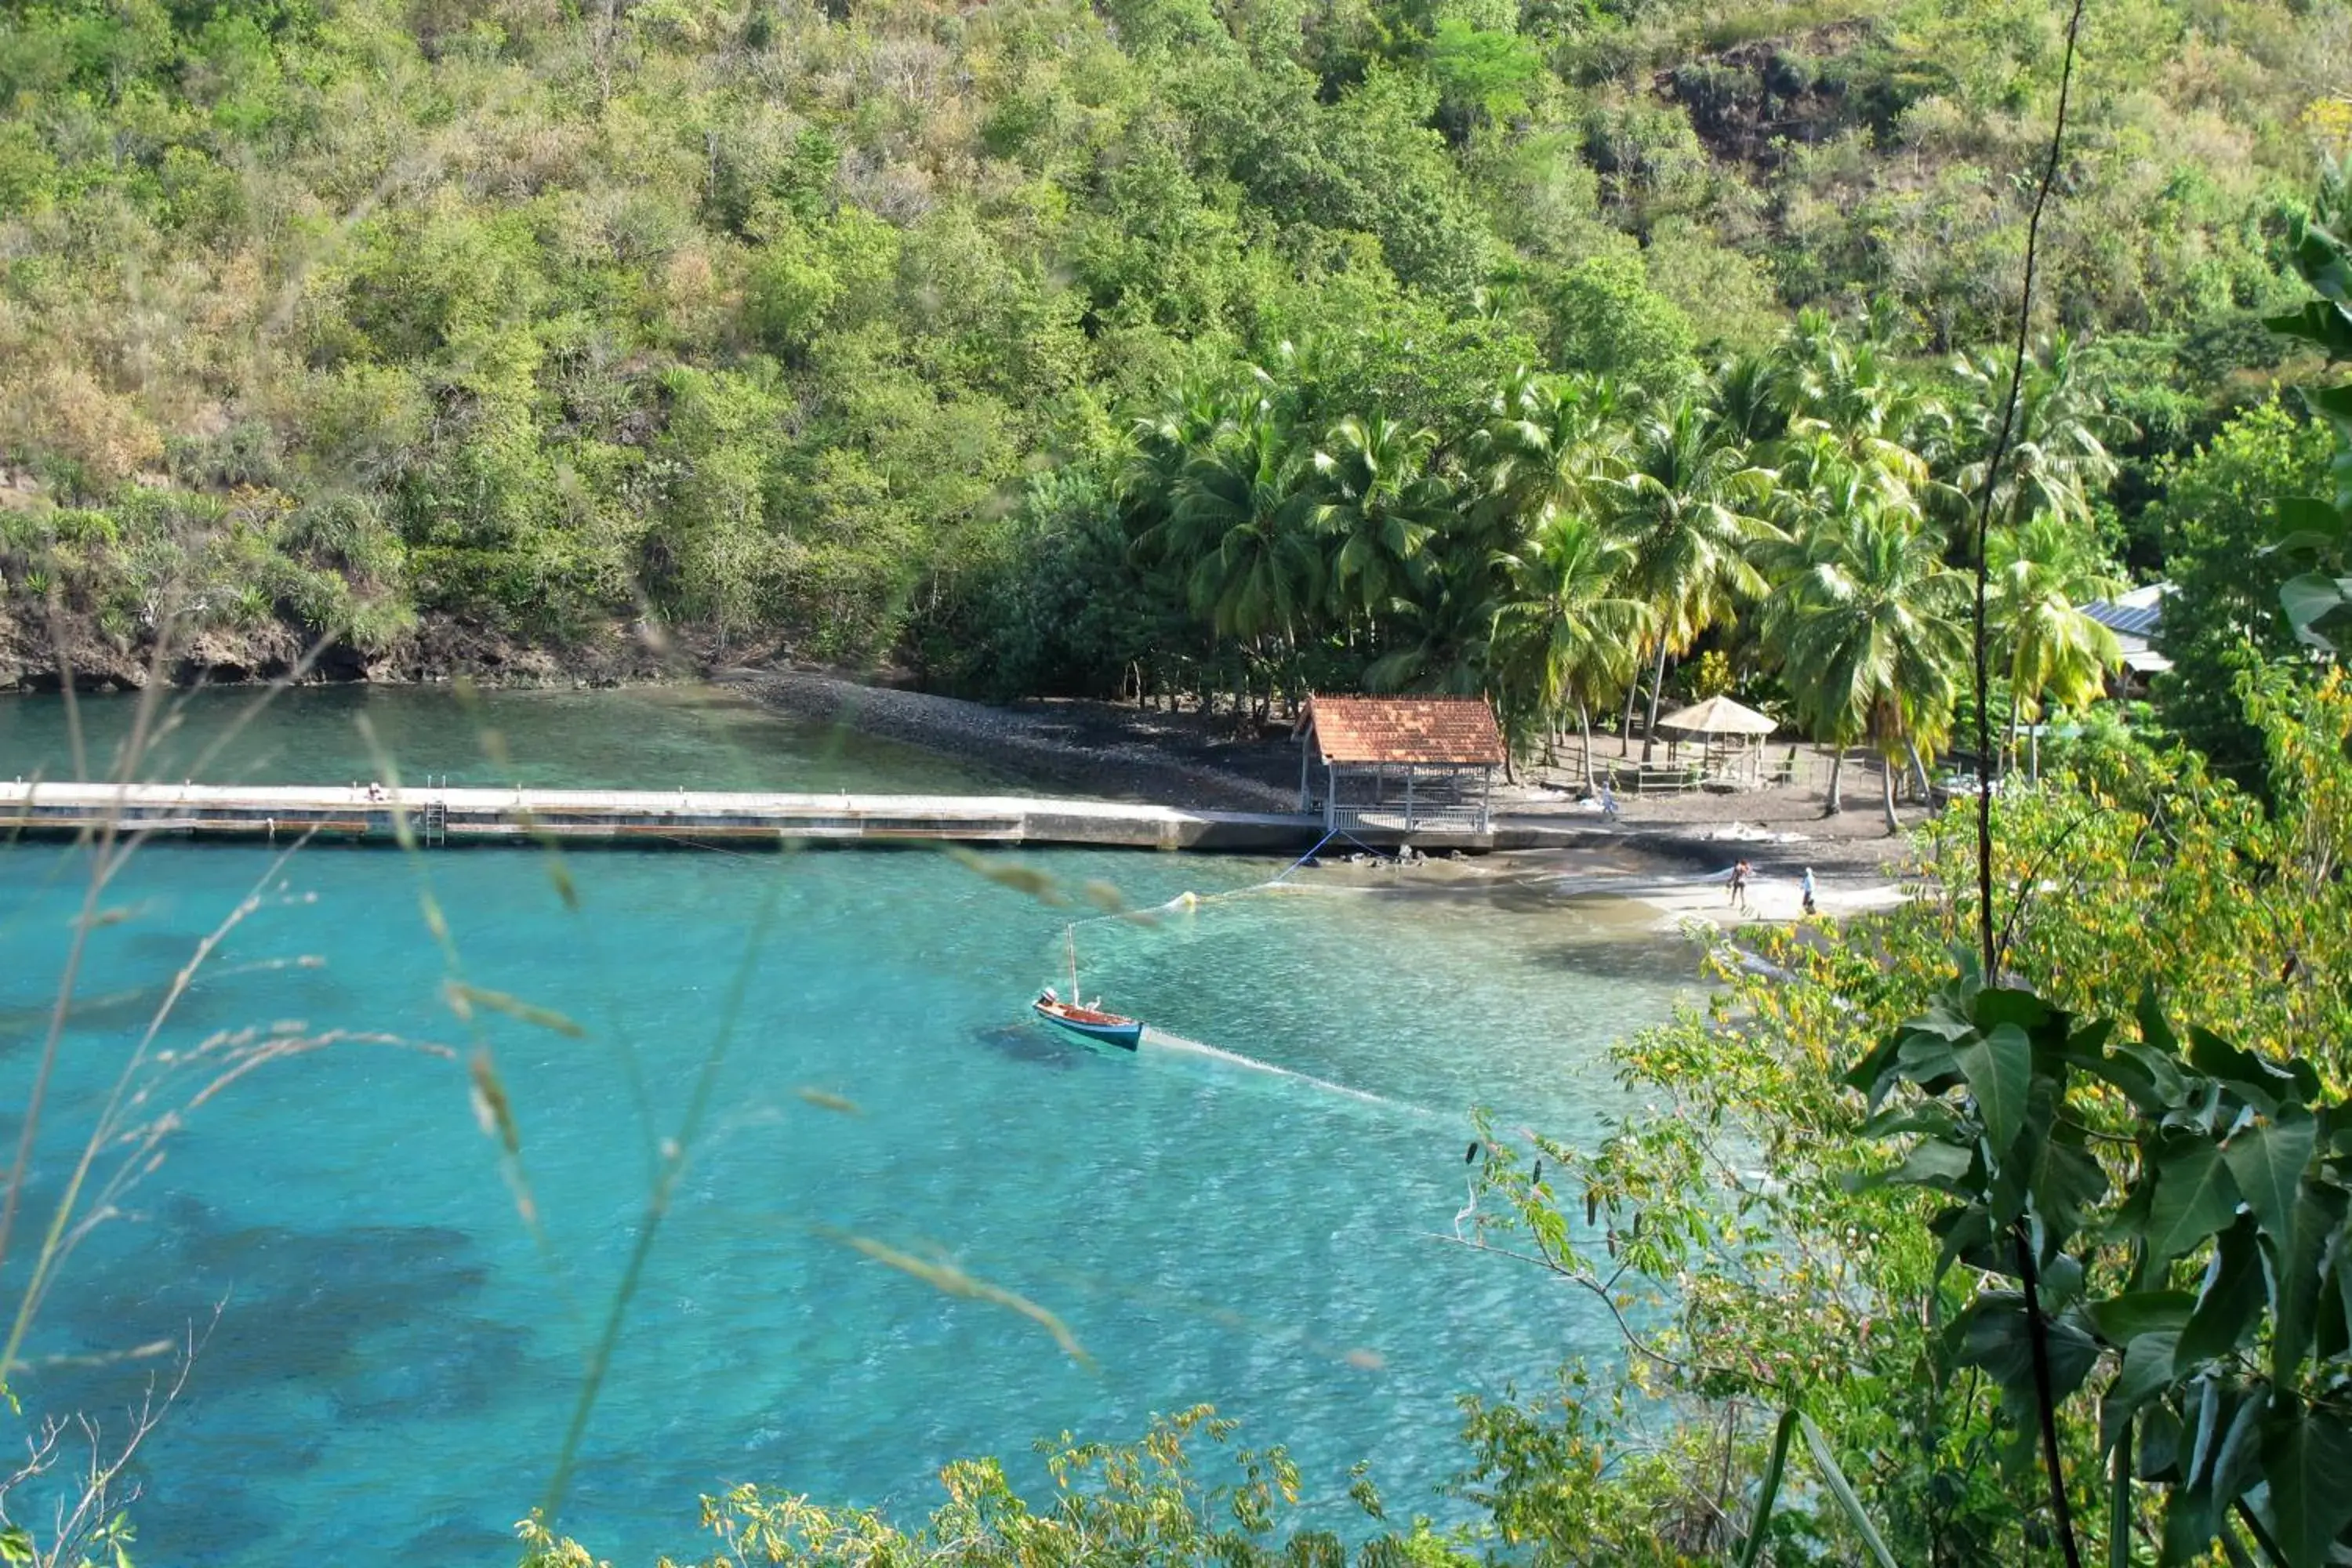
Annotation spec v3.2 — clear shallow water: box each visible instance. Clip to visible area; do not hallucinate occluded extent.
[0,691,1696,1565]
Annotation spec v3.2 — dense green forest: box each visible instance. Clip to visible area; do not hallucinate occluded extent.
[0,0,2347,724]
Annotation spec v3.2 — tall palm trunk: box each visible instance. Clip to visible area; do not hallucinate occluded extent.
[1880,753,1900,835]
[1620,670,1640,757]
[1641,638,1671,764]
[1577,701,1595,787]
[1824,747,1845,815]
[1904,738,1933,804]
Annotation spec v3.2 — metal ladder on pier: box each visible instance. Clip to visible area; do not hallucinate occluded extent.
[420,775,448,848]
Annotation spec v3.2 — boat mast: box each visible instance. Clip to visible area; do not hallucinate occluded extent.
[1066,924,1079,1000]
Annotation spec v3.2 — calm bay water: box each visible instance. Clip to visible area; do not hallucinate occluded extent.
[0,687,1693,1563]
[0,682,1002,793]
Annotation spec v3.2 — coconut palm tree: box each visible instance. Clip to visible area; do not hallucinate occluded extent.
[1773,500,1971,832]
[1709,350,1787,447]
[1138,406,1323,716]
[1361,531,1506,704]
[1604,398,1780,760]
[1474,369,1630,539]
[1311,415,1447,628]
[1491,512,1652,778]
[1946,334,2123,532]
[1770,316,1950,510]
[1987,511,2124,777]
[1121,375,1243,524]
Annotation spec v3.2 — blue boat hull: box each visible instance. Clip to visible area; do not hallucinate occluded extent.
[1033,1002,1143,1051]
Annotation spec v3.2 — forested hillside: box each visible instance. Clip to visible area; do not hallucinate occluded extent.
[0,0,2345,691]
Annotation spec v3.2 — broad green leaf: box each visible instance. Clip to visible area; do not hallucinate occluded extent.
[2257,1403,2352,1568]
[1907,992,1978,1041]
[2320,1217,2352,1365]
[1893,1031,1963,1088]
[2107,1335,2173,1439]
[2186,1028,2311,1110]
[2033,1133,2111,1246]
[2222,1112,2315,1246]
[1929,1202,1995,1282]
[2204,1385,2264,1520]
[2072,1048,2169,1114]
[1958,1294,2100,1404]
[2275,1181,2350,1386]
[1842,1029,1904,1095]
[2085,1291,2195,1345]
[2312,380,2352,430]
[2160,1482,2218,1568]
[2108,1330,2179,1419]
[2144,1142,2243,1267]
[1862,1100,1960,1139]
[1893,1138,1974,1187]
[2135,987,2179,1057]
[2272,494,2350,554]
[2177,1216,2265,1367]
[1958,1022,2031,1156]
[1973,985,2052,1034]
[2279,572,2352,646]
[2138,1402,2184,1482]
[2267,301,2352,359]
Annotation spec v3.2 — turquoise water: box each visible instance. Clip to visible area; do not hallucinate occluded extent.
[0,691,1694,1564]
[0,683,1001,793]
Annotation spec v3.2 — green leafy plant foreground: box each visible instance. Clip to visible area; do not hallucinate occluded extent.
[1849,973,2352,1566]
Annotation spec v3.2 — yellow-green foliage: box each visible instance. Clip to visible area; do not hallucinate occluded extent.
[514,1406,1475,1566]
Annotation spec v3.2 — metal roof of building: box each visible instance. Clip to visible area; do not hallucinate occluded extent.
[2082,582,2172,639]
[1298,695,1507,766]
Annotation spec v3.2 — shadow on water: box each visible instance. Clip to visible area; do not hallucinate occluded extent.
[1521,935,1704,985]
[398,1514,515,1563]
[966,1019,1116,1072]
[19,1193,525,1561]
[0,975,347,1067]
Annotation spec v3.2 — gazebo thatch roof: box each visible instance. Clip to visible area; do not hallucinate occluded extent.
[1654,695,1777,738]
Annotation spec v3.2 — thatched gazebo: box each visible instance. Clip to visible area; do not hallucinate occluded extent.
[1653,695,1778,789]
[1294,695,1504,834]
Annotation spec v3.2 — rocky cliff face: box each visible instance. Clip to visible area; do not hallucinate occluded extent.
[0,609,688,693]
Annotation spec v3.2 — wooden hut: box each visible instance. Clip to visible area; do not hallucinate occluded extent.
[1294,695,1504,835]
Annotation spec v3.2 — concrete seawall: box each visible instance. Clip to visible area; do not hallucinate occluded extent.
[0,781,1354,852]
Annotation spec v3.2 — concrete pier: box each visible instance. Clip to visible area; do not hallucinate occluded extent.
[0,780,1352,852]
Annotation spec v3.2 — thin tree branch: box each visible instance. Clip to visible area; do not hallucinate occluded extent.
[1971,3,2090,1563]
[1970,0,2089,982]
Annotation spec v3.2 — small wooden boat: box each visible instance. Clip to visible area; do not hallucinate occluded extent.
[1033,996,1144,1050]
[1033,927,1144,1051]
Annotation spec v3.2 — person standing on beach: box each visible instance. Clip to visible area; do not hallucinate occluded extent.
[1728,858,1751,912]
[1800,866,1817,916]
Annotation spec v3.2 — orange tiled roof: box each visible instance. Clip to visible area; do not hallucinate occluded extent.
[1298,695,1506,766]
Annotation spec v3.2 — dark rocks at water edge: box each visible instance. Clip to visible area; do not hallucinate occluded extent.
[0,610,684,693]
